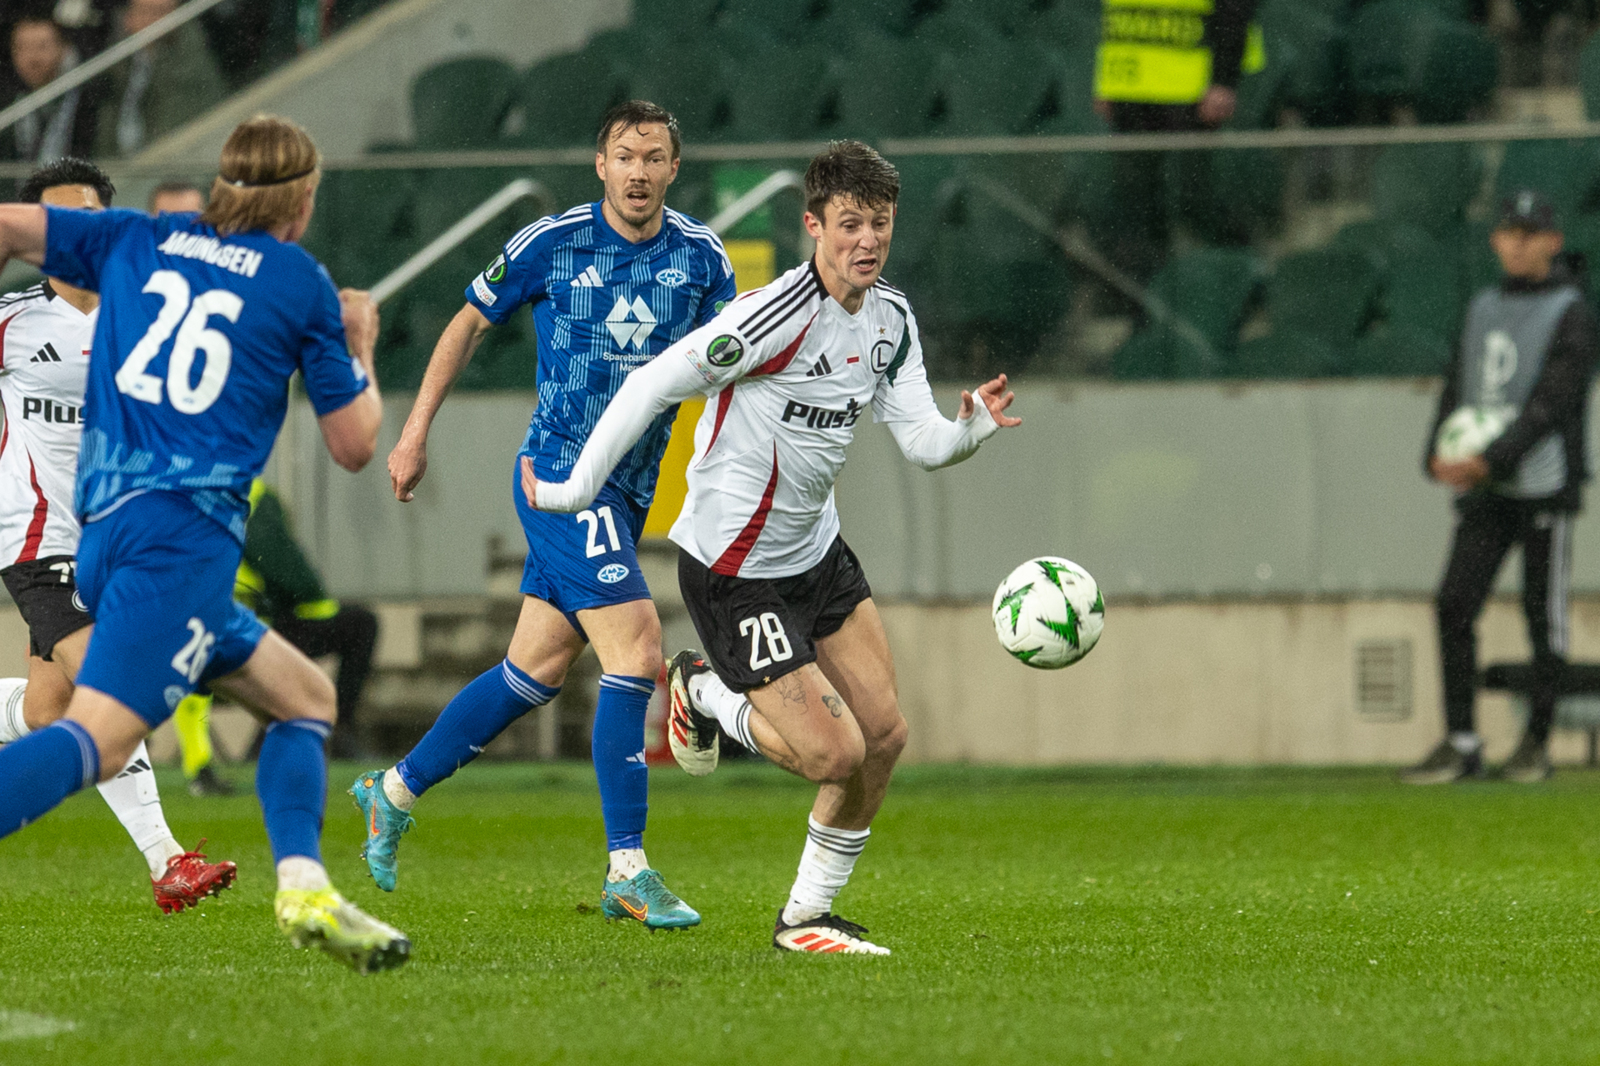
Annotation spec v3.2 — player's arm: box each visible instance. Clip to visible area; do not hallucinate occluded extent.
[527,344,710,513]
[874,308,1019,469]
[388,304,492,501]
[0,205,47,269]
[317,289,383,471]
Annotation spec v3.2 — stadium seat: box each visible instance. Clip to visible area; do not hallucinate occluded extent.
[1266,247,1384,341]
[631,0,723,35]
[1254,0,1352,127]
[721,42,845,142]
[1111,323,1212,381]
[411,57,518,151]
[822,35,949,140]
[1348,323,1453,376]
[512,33,636,148]
[1370,142,1482,240]
[1348,0,1497,123]
[1494,139,1600,223]
[1333,219,1464,338]
[1229,330,1348,378]
[1581,26,1600,120]
[1147,247,1268,353]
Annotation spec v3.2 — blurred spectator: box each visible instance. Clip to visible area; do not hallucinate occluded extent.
[147,176,201,213]
[0,13,98,162]
[95,0,224,157]
[1093,0,1262,284]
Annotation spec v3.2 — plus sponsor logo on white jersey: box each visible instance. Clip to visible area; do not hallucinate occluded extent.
[0,284,95,565]
[668,264,935,579]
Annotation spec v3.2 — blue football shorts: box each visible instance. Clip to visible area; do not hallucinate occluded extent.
[513,454,653,637]
[74,491,267,727]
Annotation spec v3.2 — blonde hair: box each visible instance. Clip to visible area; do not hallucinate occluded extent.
[200,115,321,236]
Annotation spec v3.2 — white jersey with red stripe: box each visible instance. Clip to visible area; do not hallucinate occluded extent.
[670,262,972,578]
[0,282,93,566]
[533,261,1000,576]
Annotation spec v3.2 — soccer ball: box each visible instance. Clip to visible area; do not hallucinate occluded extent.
[1434,405,1509,462]
[992,557,1104,670]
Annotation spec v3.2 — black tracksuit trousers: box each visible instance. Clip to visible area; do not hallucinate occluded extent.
[1437,493,1573,742]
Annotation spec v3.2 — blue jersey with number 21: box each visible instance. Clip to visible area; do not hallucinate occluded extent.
[42,206,368,543]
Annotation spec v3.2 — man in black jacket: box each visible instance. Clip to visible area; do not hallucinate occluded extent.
[1404,191,1600,784]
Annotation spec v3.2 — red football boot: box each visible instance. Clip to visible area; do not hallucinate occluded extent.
[151,839,238,914]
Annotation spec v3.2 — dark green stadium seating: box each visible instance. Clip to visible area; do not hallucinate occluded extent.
[1348,323,1453,376]
[1495,139,1600,223]
[1149,248,1268,352]
[1581,27,1600,120]
[1333,219,1463,338]
[411,57,518,151]
[1370,142,1481,240]
[511,32,637,148]
[1254,0,1351,127]
[1111,323,1211,381]
[1267,247,1384,341]
[1230,330,1348,378]
[1348,0,1497,123]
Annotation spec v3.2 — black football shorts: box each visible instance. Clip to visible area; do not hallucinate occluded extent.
[1,554,91,660]
[678,536,872,693]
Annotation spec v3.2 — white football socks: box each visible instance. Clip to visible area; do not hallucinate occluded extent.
[0,680,183,877]
[689,671,759,753]
[782,815,870,925]
[0,677,28,743]
[382,767,418,812]
[277,856,332,893]
[1449,731,1483,755]
[607,847,650,882]
[96,741,185,877]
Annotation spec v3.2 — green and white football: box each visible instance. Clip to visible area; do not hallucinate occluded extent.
[1434,405,1509,462]
[992,556,1104,670]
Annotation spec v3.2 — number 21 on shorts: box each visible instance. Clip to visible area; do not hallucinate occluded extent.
[740,612,793,671]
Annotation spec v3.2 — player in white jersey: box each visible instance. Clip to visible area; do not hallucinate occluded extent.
[529,141,1020,954]
[0,160,237,912]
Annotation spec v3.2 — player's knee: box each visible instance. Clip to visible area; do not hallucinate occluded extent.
[296,667,338,725]
[806,735,867,784]
[870,712,909,765]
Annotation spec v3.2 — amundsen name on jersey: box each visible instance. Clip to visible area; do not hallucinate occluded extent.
[157,232,264,277]
[782,397,864,430]
[20,396,83,423]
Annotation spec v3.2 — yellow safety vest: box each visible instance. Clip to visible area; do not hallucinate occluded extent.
[1095,0,1266,106]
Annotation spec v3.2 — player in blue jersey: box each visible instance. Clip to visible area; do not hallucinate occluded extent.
[0,115,411,973]
[352,100,737,928]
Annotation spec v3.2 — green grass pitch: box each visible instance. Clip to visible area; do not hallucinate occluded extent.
[4,762,1600,1064]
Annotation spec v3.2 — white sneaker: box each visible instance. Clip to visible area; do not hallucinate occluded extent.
[666,650,719,778]
[772,910,891,955]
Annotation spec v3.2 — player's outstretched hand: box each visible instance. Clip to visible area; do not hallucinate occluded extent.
[960,374,1021,428]
[388,433,427,502]
[338,289,380,373]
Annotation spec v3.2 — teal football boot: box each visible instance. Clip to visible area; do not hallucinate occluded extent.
[350,770,415,892]
[601,869,701,929]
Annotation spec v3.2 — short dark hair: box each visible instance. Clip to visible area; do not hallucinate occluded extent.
[596,100,680,159]
[18,157,114,207]
[148,179,201,211]
[804,140,900,221]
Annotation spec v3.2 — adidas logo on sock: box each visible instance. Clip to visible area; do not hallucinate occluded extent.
[569,265,605,288]
[804,354,833,378]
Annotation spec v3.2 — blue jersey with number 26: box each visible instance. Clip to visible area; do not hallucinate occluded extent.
[42,206,369,543]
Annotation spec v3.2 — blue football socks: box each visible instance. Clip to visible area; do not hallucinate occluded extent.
[0,720,99,837]
[256,719,331,864]
[593,674,655,851]
[396,659,558,798]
